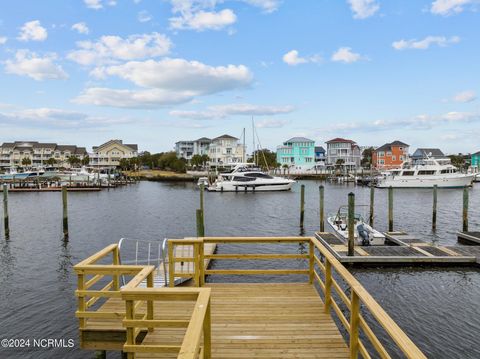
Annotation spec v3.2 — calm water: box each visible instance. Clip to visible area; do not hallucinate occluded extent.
[0,181,479,358]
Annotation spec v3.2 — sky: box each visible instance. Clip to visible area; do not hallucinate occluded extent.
[0,0,479,154]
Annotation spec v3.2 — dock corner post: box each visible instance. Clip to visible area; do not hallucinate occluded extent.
[319,185,325,232]
[388,186,393,232]
[308,240,314,284]
[463,186,469,232]
[349,291,360,359]
[146,271,154,332]
[432,185,438,231]
[203,298,212,359]
[300,184,305,228]
[3,184,9,239]
[369,185,374,227]
[112,246,120,290]
[62,185,68,239]
[324,261,332,314]
[347,192,355,256]
[168,241,174,287]
[199,240,205,286]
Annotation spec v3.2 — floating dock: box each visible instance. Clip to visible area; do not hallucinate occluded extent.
[8,187,102,192]
[457,231,480,245]
[74,237,426,358]
[315,231,479,265]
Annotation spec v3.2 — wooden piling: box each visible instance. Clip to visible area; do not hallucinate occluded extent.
[94,350,106,359]
[388,186,393,232]
[432,185,437,231]
[3,184,9,238]
[300,184,305,228]
[347,192,355,256]
[369,185,374,227]
[196,209,205,237]
[319,185,324,232]
[200,183,205,235]
[463,186,468,232]
[62,186,68,238]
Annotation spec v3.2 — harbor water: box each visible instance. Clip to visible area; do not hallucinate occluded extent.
[0,180,479,358]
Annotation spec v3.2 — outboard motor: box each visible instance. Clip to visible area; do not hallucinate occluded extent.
[357,224,371,246]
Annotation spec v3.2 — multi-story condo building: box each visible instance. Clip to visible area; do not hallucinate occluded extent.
[208,134,245,166]
[90,140,138,168]
[276,137,315,169]
[326,137,361,169]
[372,141,409,170]
[0,141,87,170]
[175,137,212,161]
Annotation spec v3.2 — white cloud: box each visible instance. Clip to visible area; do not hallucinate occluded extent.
[67,32,172,66]
[282,50,321,66]
[170,103,294,119]
[243,0,281,13]
[138,10,152,22]
[73,58,253,108]
[347,0,379,19]
[331,47,362,63]
[430,0,474,16]
[0,36,7,45]
[17,20,48,42]
[453,90,476,103]
[170,9,236,31]
[256,118,289,128]
[392,36,460,50]
[4,50,68,81]
[71,22,90,34]
[84,0,117,10]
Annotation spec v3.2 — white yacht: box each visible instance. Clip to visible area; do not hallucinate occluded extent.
[376,157,475,188]
[208,164,296,192]
[327,206,385,246]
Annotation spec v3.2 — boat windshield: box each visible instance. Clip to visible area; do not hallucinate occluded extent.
[244,172,273,179]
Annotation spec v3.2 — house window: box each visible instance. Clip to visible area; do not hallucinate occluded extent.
[379,159,384,164]
[386,151,392,156]
[378,151,384,157]
[392,156,396,161]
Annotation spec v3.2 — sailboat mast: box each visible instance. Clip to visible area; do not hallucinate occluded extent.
[242,127,246,163]
[252,117,256,165]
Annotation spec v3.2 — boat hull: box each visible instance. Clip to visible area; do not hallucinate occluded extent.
[208,181,294,192]
[376,174,475,188]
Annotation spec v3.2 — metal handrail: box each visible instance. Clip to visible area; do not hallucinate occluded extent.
[117,237,168,287]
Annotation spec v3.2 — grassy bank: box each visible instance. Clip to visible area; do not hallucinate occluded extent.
[123,170,195,182]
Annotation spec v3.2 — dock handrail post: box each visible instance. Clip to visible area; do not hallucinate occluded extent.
[319,185,325,232]
[432,185,438,231]
[112,246,120,290]
[347,192,355,256]
[324,261,332,314]
[168,241,175,287]
[388,186,393,232]
[349,291,360,359]
[463,186,469,232]
[203,298,212,359]
[62,186,68,239]
[77,273,86,329]
[146,271,154,332]
[3,184,9,239]
[369,185,374,227]
[308,240,314,284]
[300,184,305,228]
[199,240,205,286]
[193,242,200,287]
[125,299,135,359]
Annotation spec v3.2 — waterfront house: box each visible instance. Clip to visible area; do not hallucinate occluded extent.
[0,141,87,170]
[208,134,245,167]
[90,140,138,169]
[315,146,326,164]
[326,137,361,169]
[276,137,315,170]
[175,137,211,161]
[471,151,480,169]
[372,141,409,170]
[411,148,444,163]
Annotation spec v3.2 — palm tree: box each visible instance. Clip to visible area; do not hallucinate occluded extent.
[21,157,32,168]
[81,155,90,166]
[45,157,57,167]
[67,156,81,168]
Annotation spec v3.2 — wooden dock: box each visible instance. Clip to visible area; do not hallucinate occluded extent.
[457,231,480,245]
[74,237,426,359]
[316,231,479,265]
[8,186,102,192]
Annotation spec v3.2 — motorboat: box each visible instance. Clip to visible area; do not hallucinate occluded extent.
[327,206,385,246]
[208,163,296,192]
[0,168,45,180]
[197,177,209,188]
[376,157,475,188]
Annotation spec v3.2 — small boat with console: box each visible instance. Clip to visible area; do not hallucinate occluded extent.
[327,206,385,246]
[376,157,475,188]
[208,163,296,192]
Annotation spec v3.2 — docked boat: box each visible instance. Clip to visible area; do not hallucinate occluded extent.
[197,177,209,188]
[327,206,385,246]
[0,168,45,180]
[376,157,475,188]
[208,164,296,192]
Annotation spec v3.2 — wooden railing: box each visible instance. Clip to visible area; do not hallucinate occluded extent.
[74,244,212,359]
[167,236,426,359]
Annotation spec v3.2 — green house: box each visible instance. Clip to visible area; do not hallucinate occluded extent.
[276,137,315,168]
[471,151,480,168]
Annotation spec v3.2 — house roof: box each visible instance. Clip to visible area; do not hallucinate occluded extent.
[195,137,211,142]
[315,146,326,152]
[412,148,444,158]
[326,137,356,144]
[212,134,238,140]
[390,140,409,147]
[94,139,137,152]
[125,144,138,151]
[375,140,409,152]
[285,137,314,143]
[472,150,480,156]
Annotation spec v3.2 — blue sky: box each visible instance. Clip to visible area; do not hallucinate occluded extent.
[0,0,479,154]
